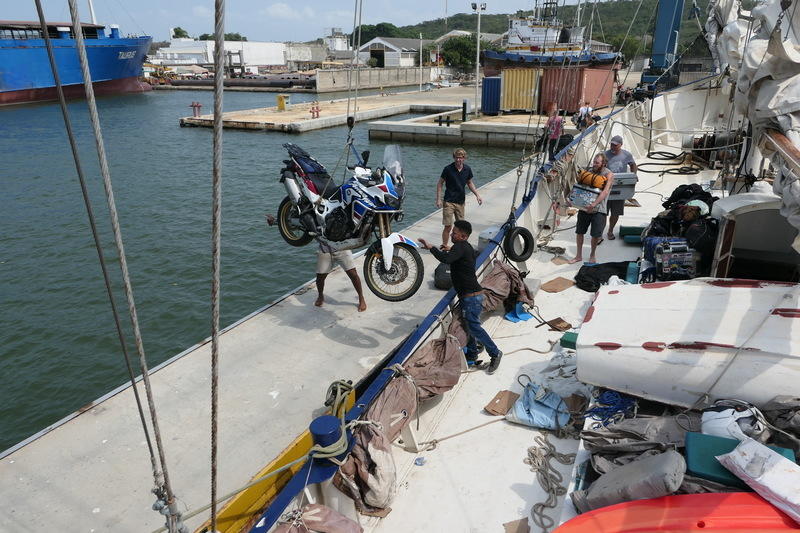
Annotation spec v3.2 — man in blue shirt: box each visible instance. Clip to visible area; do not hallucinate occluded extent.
[435,148,483,250]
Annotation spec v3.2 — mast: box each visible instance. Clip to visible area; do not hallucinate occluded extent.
[86,0,97,25]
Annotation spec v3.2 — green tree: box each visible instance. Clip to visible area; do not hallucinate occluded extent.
[607,34,645,63]
[440,35,499,70]
[198,32,248,41]
[172,27,189,39]
[148,40,169,55]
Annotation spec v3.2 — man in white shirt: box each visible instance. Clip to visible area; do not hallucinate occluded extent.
[577,101,593,130]
[604,135,638,240]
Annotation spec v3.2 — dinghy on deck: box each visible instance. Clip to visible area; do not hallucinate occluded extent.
[576,279,800,408]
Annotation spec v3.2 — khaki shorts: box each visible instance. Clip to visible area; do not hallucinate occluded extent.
[316,250,356,274]
[442,201,465,226]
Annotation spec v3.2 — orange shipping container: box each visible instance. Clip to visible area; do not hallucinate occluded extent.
[538,67,618,114]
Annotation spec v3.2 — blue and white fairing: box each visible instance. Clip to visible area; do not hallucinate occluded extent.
[377,145,417,269]
[380,232,419,269]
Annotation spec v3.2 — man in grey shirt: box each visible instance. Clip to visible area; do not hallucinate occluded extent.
[604,135,637,240]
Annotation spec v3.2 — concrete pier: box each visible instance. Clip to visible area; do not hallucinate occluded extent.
[0,168,522,532]
[178,84,585,147]
[179,86,474,132]
[369,111,580,147]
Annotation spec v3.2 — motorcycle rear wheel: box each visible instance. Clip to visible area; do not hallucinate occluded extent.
[277,196,313,247]
[363,242,424,302]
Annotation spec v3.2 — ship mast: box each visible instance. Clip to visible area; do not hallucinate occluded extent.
[86,0,97,25]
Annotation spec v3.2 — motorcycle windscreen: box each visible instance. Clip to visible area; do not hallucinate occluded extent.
[383,144,405,198]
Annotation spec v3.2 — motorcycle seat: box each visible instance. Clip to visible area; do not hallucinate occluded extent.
[307,172,340,200]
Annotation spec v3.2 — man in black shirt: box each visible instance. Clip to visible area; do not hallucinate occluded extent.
[436,148,483,251]
[419,220,503,374]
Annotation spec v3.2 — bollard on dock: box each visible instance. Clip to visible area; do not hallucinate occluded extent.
[189,101,202,118]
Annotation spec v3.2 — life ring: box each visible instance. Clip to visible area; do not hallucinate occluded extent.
[503,226,535,262]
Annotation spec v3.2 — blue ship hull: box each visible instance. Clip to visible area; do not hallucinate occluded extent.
[0,28,151,105]
[483,49,621,65]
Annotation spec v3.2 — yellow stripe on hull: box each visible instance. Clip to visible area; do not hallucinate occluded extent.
[197,390,356,532]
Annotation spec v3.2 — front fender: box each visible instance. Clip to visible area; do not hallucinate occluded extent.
[380,232,419,269]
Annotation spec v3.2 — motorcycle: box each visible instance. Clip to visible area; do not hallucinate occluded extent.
[276,141,424,302]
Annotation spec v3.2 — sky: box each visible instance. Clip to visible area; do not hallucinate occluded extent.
[8,0,581,43]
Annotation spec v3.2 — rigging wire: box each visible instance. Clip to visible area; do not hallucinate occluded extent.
[586,0,646,155]
[619,5,658,88]
[108,0,148,37]
[32,0,160,498]
[66,0,184,530]
[209,0,226,529]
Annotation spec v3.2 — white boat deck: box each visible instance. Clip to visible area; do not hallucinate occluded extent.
[367,157,719,532]
[3,80,752,532]
[0,167,527,532]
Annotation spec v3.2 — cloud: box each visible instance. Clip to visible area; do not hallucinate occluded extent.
[192,5,213,18]
[263,3,315,20]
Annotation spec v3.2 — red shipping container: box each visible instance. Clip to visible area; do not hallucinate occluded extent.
[538,66,618,114]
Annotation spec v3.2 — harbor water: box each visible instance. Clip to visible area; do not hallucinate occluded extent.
[0,89,522,451]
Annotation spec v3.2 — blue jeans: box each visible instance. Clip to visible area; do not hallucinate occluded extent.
[462,294,500,358]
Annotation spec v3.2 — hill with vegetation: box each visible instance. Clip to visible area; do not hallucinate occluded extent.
[352,0,756,60]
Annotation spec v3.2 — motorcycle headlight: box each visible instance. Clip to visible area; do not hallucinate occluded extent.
[385,196,401,209]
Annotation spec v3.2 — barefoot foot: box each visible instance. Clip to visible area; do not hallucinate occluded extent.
[357,299,367,312]
[588,255,597,264]
[567,256,583,264]
[315,296,324,307]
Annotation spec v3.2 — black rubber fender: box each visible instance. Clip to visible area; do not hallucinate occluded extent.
[503,226,535,262]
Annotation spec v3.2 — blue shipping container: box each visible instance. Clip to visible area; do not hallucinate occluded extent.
[482,77,501,115]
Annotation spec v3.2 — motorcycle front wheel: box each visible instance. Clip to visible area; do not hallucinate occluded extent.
[277,196,313,247]
[363,242,424,302]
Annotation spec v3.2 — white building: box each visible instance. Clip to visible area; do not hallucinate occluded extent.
[153,37,287,68]
[324,28,350,52]
[357,37,434,68]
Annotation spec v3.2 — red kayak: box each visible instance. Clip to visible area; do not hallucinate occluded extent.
[554,492,800,532]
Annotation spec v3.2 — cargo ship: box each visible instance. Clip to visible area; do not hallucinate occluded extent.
[0,20,151,105]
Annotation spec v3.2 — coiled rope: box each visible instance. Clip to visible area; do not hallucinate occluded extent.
[526,433,576,533]
[584,390,637,428]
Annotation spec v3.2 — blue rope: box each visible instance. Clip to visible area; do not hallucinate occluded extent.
[584,390,637,427]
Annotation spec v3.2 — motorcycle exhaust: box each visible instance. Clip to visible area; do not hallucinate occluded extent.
[281,171,302,203]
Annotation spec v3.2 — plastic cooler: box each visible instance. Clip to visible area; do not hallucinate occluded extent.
[568,184,601,208]
[608,172,639,201]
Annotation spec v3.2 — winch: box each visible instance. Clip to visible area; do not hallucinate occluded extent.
[681,132,743,168]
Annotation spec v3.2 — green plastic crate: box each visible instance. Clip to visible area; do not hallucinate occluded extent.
[619,225,646,237]
[560,331,578,350]
[625,262,639,283]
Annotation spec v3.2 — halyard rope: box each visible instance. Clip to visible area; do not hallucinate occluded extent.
[210,0,226,529]
[33,0,160,500]
[67,0,184,530]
